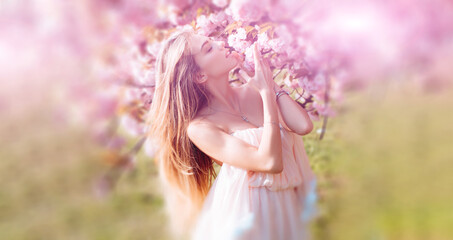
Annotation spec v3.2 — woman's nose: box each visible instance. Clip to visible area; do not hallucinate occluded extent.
[217,41,225,49]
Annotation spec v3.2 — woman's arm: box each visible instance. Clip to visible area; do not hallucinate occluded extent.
[258,88,283,172]
[273,82,313,135]
[187,119,283,173]
[237,54,313,136]
[188,88,283,173]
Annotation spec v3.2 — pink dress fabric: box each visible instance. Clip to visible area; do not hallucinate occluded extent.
[191,124,319,240]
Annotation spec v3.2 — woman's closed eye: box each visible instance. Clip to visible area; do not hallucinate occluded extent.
[207,45,213,52]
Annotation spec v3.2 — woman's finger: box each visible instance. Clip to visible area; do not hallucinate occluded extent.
[261,57,271,80]
[242,67,254,77]
[253,43,262,71]
[238,69,251,83]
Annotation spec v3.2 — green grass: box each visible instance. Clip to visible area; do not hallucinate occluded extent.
[0,110,169,240]
[309,81,453,240]
[1,81,452,239]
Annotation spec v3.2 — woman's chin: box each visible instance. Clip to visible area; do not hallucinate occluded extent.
[230,54,243,69]
[230,51,242,62]
[227,61,241,74]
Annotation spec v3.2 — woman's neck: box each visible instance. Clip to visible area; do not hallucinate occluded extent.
[205,74,239,113]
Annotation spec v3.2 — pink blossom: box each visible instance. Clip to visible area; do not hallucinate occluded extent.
[208,11,230,27]
[124,88,141,102]
[309,74,328,100]
[283,74,299,89]
[91,128,110,146]
[242,60,254,73]
[107,0,161,27]
[267,0,305,22]
[228,0,269,22]
[168,10,193,26]
[269,55,286,68]
[303,43,321,68]
[196,14,217,36]
[228,28,251,53]
[286,45,304,60]
[108,136,127,149]
[120,114,145,136]
[270,26,294,57]
[144,136,159,158]
[257,32,271,51]
[313,73,327,93]
[175,24,196,33]
[130,54,155,85]
[234,27,247,40]
[297,74,327,95]
[212,0,230,8]
[307,111,320,121]
[163,0,192,12]
[93,95,118,120]
[329,72,346,103]
[268,38,285,53]
[276,25,293,44]
[313,101,336,117]
[243,44,255,71]
[146,42,162,58]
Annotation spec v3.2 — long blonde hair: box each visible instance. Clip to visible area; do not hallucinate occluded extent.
[146,30,217,239]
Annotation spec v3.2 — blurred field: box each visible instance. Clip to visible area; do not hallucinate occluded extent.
[0,81,452,240]
[309,81,453,240]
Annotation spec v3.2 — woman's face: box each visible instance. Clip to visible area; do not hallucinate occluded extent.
[189,34,241,79]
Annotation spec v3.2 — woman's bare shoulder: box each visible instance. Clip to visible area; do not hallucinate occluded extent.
[188,113,227,135]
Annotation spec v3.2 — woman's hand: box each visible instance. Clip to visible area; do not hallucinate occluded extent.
[237,43,274,93]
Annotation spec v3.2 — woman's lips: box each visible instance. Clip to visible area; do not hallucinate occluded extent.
[230,51,241,60]
[226,50,238,59]
[225,46,235,58]
[224,47,242,61]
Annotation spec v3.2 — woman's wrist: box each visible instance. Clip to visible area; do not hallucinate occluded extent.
[273,83,282,93]
[259,89,274,96]
[275,89,289,101]
[260,89,279,122]
[263,121,279,127]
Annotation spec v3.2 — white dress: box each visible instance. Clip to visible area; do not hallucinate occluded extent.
[191,124,319,240]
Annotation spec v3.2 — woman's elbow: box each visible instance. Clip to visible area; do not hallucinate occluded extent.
[304,121,314,134]
[294,121,313,135]
[266,158,284,174]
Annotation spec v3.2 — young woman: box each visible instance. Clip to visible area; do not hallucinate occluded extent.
[146,30,319,240]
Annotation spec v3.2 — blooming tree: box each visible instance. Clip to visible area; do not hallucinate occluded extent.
[22,0,448,196]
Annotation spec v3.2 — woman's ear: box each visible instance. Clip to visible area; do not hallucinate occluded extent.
[197,72,208,84]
